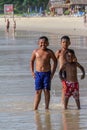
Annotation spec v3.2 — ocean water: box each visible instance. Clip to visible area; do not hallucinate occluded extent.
[0,29,87,130]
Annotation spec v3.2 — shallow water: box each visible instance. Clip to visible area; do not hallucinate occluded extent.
[0,29,87,130]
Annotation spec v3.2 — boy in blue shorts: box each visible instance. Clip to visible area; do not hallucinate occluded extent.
[30,36,57,110]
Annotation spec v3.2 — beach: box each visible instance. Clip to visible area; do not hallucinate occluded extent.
[0,16,87,36]
[0,16,87,130]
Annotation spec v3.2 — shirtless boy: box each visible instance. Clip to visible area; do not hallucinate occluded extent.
[59,50,85,109]
[55,36,77,104]
[30,36,57,110]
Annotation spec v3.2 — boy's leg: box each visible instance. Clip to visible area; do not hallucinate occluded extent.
[75,98,80,109]
[61,80,67,105]
[43,71,51,109]
[34,90,42,110]
[62,89,65,104]
[64,97,69,109]
[44,89,50,109]
[73,82,80,109]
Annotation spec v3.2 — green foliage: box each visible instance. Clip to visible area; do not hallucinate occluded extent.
[0,0,49,14]
[64,10,70,15]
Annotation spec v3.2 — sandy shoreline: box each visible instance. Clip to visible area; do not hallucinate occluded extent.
[0,16,87,36]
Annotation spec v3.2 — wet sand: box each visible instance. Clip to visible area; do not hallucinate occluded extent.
[0,16,87,130]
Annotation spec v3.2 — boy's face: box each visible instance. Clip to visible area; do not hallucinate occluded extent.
[61,39,70,49]
[38,38,49,50]
[66,52,74,62]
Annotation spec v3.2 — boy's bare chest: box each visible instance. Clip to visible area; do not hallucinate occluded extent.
[36,51,50,59]
[66,63,76,72]
[58,51,66,62]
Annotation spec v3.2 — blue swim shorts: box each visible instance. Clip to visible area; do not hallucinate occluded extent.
[35,71,51,90]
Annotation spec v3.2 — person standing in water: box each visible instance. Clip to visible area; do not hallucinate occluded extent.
[6,19,10,32]
[59,50,85,109]
[13,20,16,31]
[30,36,57,110]
[55,36,77,105]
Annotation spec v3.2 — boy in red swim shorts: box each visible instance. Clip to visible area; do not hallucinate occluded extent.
[55,36,77,105]
[59,49,85,109]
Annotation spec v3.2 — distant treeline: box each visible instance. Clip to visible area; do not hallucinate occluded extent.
[0,0,49,14]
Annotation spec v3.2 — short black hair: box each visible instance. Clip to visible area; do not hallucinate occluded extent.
[61,35,70,41]
[66,49,75,55]
[39,36,48,42]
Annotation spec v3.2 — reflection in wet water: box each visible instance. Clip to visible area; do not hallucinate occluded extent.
[62,110,80,130]
[0,30,87,130]
[34,111,52,130]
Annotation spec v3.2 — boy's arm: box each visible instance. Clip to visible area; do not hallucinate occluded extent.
[76,62,85,79]
[55,50,60,59]
[59,65,66,80]
[59,69,63,80]
[30,50,36,78]
[51,51,57,79]
[55,50,61,67]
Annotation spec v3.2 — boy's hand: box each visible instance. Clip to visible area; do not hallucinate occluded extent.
[51,73,54,80]
[59,71,66,81]
[81,74,85,79]
[32,72,35,78]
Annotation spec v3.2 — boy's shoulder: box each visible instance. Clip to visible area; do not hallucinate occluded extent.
[67,48,74,51]
[56,49,62,54]
[55,49,62,58]
[32,48,39,53]
[67,48,75,53]
[47,48,54,52]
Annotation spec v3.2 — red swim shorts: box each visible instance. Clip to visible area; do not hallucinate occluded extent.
[62,80,79,99]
